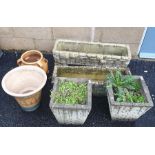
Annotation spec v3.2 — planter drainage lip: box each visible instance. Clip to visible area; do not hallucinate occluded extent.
[107,75,154,107]
[1,65,47,98]
[50,77,92,110]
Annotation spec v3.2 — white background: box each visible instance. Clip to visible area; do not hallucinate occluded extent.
[0,0,155,155]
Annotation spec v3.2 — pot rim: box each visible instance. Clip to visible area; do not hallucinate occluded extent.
[1,65,47,97]
[21,50,43,65]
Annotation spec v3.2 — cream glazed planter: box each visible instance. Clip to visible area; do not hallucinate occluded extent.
[53,39,131,68]
[1,66,47,112]
[107,76,154,121]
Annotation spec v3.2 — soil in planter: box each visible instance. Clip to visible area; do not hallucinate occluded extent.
[51,80,87,105]
[57,67,128,82]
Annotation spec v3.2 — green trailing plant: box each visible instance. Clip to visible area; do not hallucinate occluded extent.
[107,70,145,103]
[51,80,87,105]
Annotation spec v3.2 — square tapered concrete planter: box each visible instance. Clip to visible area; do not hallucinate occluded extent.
[53,39,131,68]
[107,76,154,121]
[49,77,92,125]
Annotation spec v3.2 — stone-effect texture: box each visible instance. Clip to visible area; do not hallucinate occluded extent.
[107,76,154,120]
[50,77,92,125]
[53,40,131,68]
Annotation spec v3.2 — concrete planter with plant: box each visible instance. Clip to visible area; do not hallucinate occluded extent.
[106,71,153,121]
[50,77,92,124]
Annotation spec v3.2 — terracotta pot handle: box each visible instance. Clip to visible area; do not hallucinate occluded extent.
[17,58,22,66]
[37,58,48,73]
[37,61,43,68]
[43,58,48,63]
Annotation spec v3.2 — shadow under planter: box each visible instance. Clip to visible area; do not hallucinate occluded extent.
[107,76,154,121]
[50,77,92,125]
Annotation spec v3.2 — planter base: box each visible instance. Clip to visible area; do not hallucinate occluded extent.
[51,108,91,125]
[20,102,40,112]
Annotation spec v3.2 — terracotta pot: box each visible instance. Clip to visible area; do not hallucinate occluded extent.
[1,66,47,112]
[17,50,48,73]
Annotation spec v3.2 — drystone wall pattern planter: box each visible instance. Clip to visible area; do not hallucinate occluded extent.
[52,65,131,96]
[53,39,131,68]
[1,66,47,112]
[107,76,154,121]
[50,77,92,125]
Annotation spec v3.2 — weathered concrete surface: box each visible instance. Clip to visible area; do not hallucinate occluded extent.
[53,39,131,67]
[107,76,154,120]
[50,77,92,125]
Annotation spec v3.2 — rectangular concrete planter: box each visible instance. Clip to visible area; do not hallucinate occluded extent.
[107,76,154,121]
[53,39,131,68]
[52,65,131,96]
[49,77,92,125]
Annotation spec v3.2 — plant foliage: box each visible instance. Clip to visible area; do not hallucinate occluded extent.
[51,80,87,105]
[107,70,145,103]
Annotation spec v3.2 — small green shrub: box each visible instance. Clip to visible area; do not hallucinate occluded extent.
[51,80,87,105]
[107,70,145,103]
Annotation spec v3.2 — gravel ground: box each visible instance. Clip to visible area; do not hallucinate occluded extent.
[0,50,155,127]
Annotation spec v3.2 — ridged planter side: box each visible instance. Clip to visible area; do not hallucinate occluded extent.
[53,39,131,68]
[107,76,154,121]
[52,65,131,96]
[50,77,92,125]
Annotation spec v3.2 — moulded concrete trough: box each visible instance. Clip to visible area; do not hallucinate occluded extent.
[52,65,131,96]
[53,39,131,68]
